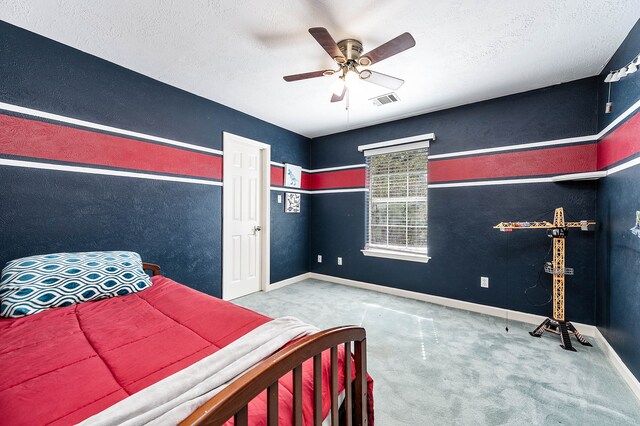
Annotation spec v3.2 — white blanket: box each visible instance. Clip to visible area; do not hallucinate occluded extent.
[79,316,319,426]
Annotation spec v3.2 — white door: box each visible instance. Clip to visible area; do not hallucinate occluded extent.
[223,134,268,300]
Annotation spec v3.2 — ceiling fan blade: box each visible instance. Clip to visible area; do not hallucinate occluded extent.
[309,27,346,63]
[358,32,416,66]
[331,85,347,103]
[283,70,330,82]
[360,70,404,90]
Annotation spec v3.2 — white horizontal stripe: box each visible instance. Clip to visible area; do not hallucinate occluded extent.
[551,171,607,181]
[269,186,368,194]
[290,160,640,192]
[0,158,222,186]
[358,133,435,152]
[269,186,312,194]
[269,161,312,173]
[3,156,636,192]
[428,134,598,160]
[0,102,223,156]
[428,177,554,188]
[305,164,366,173]
[311,188,368,194]
[606,156,640,175]
[269,161,365,174]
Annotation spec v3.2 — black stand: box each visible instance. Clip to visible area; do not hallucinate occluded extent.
[529,318,592,351]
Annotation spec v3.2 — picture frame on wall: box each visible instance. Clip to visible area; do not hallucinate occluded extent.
[631,211,640,238]
[285,192,301,213]
[284,164,302,188]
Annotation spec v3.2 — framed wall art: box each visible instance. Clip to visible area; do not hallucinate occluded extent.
[284,164,302,188]
[631,211,640,238]
[285,192,301,213]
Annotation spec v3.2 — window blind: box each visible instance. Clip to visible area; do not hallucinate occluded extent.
[364,147,428,255]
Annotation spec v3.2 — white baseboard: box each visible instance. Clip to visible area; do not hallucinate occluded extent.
[594,327,640,401]
[267,273,311,292]
[307,272,596,337]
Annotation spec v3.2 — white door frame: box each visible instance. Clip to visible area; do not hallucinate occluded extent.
[222,132,271,298]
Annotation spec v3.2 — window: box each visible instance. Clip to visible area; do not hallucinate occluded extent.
[362,141,430,263]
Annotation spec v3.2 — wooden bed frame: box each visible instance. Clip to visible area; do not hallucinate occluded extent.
[142,263,369,426]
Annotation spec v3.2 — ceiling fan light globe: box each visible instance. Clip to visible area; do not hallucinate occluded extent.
[359,69,372,79]
[610,71,621,82]
[626,63,637,74]
[323,70,335,76]
[358,56,372,66]
[330,78,346,96]
[334,56,347,64]
[618,68,628,78]
[604,72,614,83]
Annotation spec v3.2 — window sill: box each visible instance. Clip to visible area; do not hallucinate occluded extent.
[361,249,431,263]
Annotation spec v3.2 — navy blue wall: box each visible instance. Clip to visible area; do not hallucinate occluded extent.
[0,167,221,296]
[0,21,310,296]
[270,192,310,283]
[310,81,599,324]
[596,19,640,380]
[312,78,597,168]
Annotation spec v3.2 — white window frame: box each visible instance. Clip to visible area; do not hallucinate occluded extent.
[359,134,435,263]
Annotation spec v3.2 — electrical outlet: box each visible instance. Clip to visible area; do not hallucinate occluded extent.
[337,257,343,266]
[317,255,322,263]
[481,277,489,288]
[277,195,282,204]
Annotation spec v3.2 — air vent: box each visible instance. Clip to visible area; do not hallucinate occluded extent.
[370,93,400,106]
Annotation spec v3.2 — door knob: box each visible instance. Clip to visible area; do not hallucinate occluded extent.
[252,225,262,235]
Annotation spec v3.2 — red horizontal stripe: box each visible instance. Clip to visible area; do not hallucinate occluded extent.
[270,165,284,186]
[305,168,366,190]
[300,171,311,189]
[0,114,222,180]
[597,112,640,169]
[429,144,596,182]
[270,166,365,190]
[4,107,638,189]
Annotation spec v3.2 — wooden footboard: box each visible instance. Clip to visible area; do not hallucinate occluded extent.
[179,326,368,426]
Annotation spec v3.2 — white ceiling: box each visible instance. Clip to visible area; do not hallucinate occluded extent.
[2,1,639,138]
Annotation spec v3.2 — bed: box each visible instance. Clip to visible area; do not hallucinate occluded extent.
[0,257,373,425]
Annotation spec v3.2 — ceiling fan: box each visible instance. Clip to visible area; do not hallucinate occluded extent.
[283,27,416,103]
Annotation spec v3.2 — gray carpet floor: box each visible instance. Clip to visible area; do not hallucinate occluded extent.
[233,279,640,426]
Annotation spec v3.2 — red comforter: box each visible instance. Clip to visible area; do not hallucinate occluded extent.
[0,276,373,425]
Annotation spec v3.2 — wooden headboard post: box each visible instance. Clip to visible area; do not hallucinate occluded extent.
[142,263,161,276]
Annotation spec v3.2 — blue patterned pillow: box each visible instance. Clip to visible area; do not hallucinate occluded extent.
[0,251,153,318]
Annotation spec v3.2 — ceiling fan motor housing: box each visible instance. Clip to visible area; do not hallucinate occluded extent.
[282,28,414,97]
[337,39,364,62]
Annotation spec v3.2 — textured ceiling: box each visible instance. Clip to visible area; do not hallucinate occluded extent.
[1,1,639,137]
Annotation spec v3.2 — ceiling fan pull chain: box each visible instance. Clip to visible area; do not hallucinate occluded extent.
[346,88,350,118]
